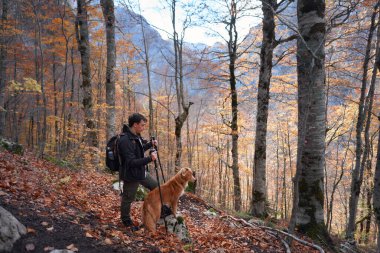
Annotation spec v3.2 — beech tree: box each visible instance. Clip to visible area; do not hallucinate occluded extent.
[289,0,331,243]
[100,0,116,140]
[0,0,8,136]
[169,0,193,169]
[251,0,296,217]
[346,0,380,242]
[374,116,380,252]
[76,0,97,147]
[251,0,277,219]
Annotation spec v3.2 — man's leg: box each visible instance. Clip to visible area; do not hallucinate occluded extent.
[140,173,158,190]
[121,180,139,226]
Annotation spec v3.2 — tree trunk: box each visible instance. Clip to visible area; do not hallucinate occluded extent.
[275,127,280,217]
[186,118,191,167]
[100,0,116,140]
[281,133,288,219]
[66,46,76,151]
[34,4,47,156]
[53,54,59,152]
[0,0,8,136]
[136,3,154,135]
[286,121,294,203]
[289,0,331,243]
[171,0,192,170]
[373,117,380,253]
[59,4,70,156]
[347,2,380,241]
[251,0,276,217]
[227,0,242,212]
[361,10,380,246]
[76,0,97,147]
[175,108,191,168]
[327,125,353,232]
[364,182,372,244]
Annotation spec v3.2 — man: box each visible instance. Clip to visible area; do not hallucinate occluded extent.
[118,113,158,230]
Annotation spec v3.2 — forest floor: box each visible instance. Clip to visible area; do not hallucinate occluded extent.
[0,149,335,252]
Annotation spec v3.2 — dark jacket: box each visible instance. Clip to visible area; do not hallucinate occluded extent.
[118,126,153,181]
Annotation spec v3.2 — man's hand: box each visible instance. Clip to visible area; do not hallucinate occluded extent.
[150,151,157,161]
[152,140,158,147]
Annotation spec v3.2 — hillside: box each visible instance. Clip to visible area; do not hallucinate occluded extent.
[0,149,324,253]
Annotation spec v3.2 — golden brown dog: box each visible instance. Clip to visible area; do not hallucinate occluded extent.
[142,167,196,232]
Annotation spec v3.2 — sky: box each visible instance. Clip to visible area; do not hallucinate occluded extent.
[124,0,262,46]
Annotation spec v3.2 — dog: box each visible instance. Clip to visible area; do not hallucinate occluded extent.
[142,167,196,232]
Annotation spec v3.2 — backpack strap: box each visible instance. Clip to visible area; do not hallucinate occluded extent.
[116,133,125,195]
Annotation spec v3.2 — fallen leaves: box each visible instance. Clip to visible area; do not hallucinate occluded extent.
[104,238,113,245]
[26,227,36,234]
[0,150,322,253]
[66,243,78,252]
[43,246,55,251]
[25,243,35,251]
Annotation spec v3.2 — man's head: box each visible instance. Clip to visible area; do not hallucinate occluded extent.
[128,113,147,135]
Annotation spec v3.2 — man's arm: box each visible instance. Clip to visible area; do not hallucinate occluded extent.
[142,139,158,151]
[142,141,152,151]
[119,138,152,168]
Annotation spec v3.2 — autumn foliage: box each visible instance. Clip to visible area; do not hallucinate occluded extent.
[0,150,325,252]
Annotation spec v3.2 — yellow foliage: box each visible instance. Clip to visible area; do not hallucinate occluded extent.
[8,78,41,93]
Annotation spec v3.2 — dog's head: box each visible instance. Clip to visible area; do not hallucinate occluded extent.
[179,167,196,183]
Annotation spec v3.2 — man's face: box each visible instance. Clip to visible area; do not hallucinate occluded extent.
[133,120,146,134]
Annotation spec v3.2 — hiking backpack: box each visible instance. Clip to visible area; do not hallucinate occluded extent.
[105,133,124,172]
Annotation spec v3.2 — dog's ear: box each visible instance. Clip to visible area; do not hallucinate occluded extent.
[180,168,187,177]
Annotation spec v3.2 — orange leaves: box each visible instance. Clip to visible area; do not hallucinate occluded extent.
[0,150,322,252]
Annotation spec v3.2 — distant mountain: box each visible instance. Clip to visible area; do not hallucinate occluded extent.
[115,6,210,97]
[116,7,172,66]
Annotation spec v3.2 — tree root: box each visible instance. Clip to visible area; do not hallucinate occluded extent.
[221,215,325,253]
[268,230,291,253]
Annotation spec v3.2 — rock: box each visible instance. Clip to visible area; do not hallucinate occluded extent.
[340,241,359,253]
[159,215,192,243]
[0,138,23,155]
[248,218,265,226]
[0,206,27,252]
[203,209,218,218]
[112,181,123,191]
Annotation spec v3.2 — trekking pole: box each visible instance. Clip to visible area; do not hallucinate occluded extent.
[150,136,166,183]
[151,148,168,233]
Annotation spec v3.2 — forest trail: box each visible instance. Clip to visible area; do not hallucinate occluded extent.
[0,150,322,252]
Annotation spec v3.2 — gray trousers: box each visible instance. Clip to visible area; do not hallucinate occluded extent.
[121,174,158,223]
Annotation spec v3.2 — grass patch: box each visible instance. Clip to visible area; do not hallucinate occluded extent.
[232,211,253,220]
[45,155,77,170]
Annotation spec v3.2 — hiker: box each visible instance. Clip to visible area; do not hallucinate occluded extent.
[118,113,158,230]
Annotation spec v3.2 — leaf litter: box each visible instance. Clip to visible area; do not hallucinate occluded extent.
[0,150,322,252]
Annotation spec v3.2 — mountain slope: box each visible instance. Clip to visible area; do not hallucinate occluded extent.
[0,149,323,252]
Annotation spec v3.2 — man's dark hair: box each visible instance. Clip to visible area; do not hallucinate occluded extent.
[128,113,147,127]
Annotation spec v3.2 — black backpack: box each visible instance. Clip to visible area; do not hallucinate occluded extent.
[105,133,124,172]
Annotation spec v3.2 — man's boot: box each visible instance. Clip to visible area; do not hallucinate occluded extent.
[122,218,139,232]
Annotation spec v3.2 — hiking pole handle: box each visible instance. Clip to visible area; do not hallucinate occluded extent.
[150,136,158,151]
[150,136,166,183]
[149,148,157,163]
